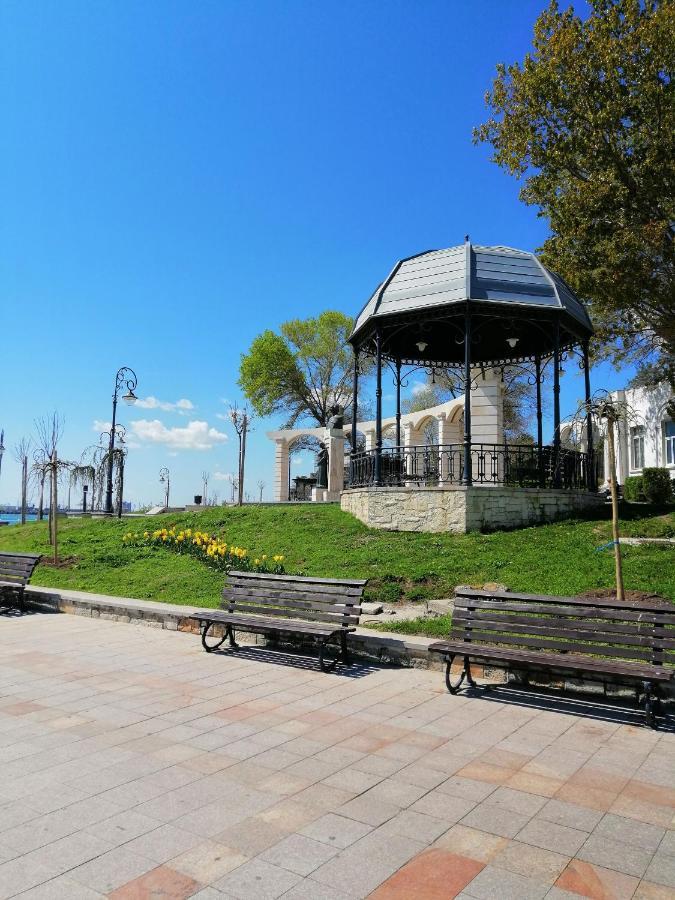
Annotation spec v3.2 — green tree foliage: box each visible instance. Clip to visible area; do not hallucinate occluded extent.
[475,0,675,383]
[239,311,362,427]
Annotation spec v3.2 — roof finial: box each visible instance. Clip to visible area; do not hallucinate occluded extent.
[464,234,470,243]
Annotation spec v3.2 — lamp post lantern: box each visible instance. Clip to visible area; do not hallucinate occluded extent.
[105,367,137,515]
[159,467,170,509]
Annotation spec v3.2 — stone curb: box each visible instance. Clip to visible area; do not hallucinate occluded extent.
[23,586,442,670]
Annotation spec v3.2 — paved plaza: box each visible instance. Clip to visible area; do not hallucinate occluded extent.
[0,613,674,899]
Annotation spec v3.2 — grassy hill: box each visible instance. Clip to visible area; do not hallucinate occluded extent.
[1,504,673,611]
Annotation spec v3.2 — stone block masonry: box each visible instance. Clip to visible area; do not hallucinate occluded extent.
[341,485,604,533]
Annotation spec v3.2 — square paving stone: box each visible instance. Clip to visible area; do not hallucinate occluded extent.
[261,833,339,875]
[300,813,372,850]
[213,858,301,899]
[380,809,450,844]
[491,840,569,884]
[644,852,675,889]
[460,864,549,900]
[108,864,200,899]
[169,839,248,883]
[69,847,157,894]
[593,813,665,852]
[554,859,640,899]
[460,802,532,839]
[3,875,106,900]
[577,833,654,878]
[515,818,588,856]
[368,848,484,899]
[537,798,604,832]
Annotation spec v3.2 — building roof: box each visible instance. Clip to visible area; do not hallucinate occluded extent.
[350,243,593,358]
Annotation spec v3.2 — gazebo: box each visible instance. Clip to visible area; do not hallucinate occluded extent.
[343,241,600,532]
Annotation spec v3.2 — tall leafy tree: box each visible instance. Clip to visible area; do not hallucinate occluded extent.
[475,0,675,385]
[239,311,368,427]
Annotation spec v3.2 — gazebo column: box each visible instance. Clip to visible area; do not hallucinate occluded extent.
[350,350,359,484]
[583,340,594,491]
[461,304,473,486]
[553,320,561,487]
[395,359,402,448]
[273,439,290,502]
[374,329,383,486]
[535,354,544,487]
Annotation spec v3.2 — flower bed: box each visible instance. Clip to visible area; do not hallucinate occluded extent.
[123,528,285,574]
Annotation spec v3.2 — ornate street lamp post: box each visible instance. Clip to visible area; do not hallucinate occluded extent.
[105,368,138,515]
[159,467,170,509]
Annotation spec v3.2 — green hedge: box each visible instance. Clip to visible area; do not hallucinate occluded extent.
[623,475,644,501]
[642,468,673,504]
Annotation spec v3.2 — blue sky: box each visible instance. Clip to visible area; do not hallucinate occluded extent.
[0,0,627,507]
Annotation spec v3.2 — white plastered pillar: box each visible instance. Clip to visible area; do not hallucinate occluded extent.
[274,439,290,502]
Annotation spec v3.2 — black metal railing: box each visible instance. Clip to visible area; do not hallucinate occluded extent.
[347,444,595,491]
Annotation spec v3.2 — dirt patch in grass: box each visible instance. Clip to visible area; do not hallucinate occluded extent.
[38,556,80,570]
[576,587,673,606]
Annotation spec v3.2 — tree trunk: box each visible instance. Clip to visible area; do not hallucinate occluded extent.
[606,419,624,601]
[48,471,54,544]
[38,474,45,521]
[51,451,58,563]
[238,423,247,506]
[21,457,28,524]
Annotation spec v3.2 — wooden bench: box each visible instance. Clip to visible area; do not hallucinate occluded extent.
[0,552,42,614]
[190,571,366,672]
[429,588,675,728]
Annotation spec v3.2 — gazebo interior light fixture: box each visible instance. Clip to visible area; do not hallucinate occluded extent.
[506,336,519,349]
[416,341,428,353]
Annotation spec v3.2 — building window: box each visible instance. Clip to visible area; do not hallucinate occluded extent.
[664,420,675,466]
[630,426,645,470]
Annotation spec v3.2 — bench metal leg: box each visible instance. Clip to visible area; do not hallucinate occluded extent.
[445,655,475,694]
[318,639,339,673]
[643,680,659,729]
[201,621,228,653]
[340,631,350,665]
[226,625,239,649]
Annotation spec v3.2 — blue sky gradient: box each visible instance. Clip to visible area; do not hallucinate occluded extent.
[1,0,628,506]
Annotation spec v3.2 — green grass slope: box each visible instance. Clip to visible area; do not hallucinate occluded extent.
[1,504,673,611]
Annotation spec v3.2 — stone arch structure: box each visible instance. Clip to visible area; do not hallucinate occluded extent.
[266,374,504,502]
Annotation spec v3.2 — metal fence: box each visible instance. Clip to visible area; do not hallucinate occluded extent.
[347,444,594,491]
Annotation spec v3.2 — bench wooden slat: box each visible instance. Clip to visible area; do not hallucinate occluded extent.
[451,613,675,650]
[223,603,360,625]
[456,589,673,615]
[228,570,367,588]
[224,593,361,616]
[454,596,675,625]
[429,641,673,680]
[448,628,658,661]
[191,611,354,636]
[225,584,362,604]
[452,607,675,636]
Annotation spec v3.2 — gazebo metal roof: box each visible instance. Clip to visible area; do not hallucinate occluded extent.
[349,242,593,365]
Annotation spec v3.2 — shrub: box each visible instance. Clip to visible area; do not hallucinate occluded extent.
[623,475,644,502]
[641,468,673,504]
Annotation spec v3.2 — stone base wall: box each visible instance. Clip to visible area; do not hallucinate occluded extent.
[341,485,603,533]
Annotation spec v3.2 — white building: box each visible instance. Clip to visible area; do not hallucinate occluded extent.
[603,381,674,487]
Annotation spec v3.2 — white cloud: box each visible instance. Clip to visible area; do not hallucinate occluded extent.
[215,413,229,421]
[411,381,427,396]
[134,396,195,412]
[130,419,228,450]
[92,419,111,432]
[214,471,234,481]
